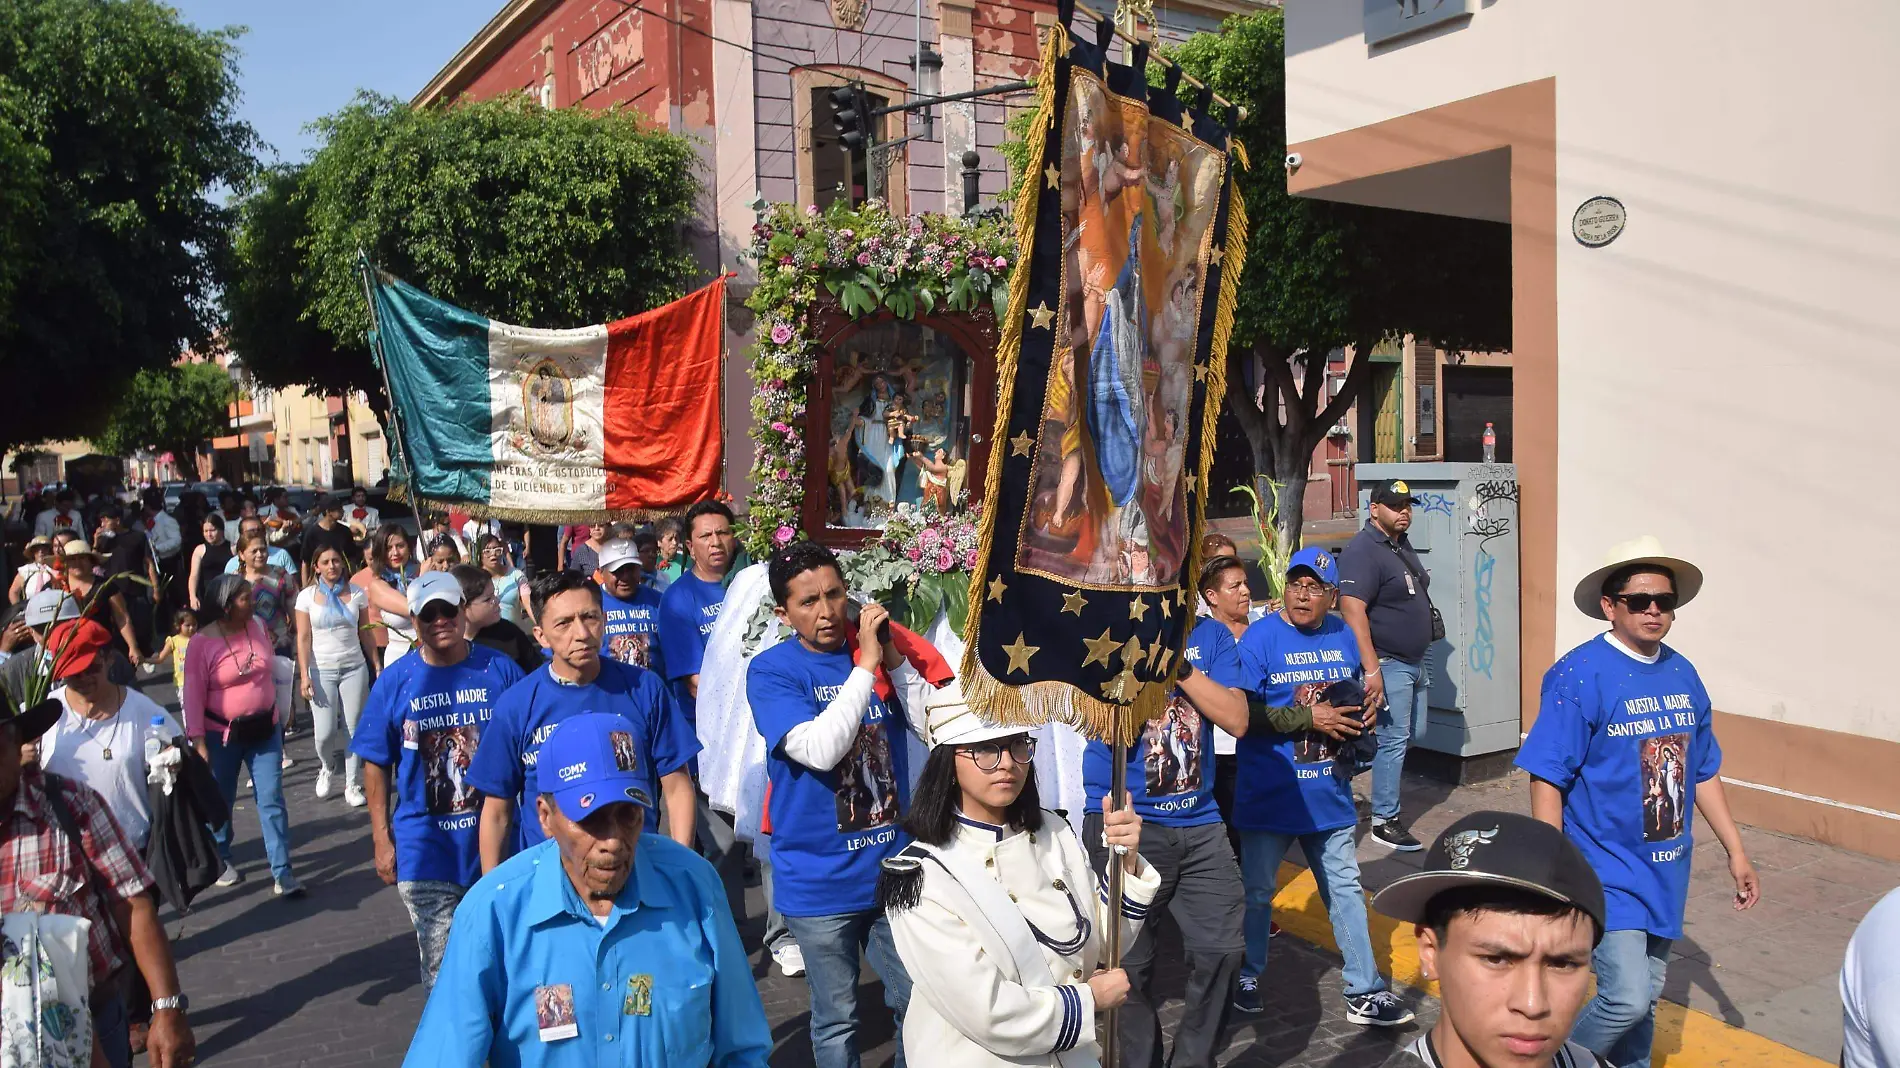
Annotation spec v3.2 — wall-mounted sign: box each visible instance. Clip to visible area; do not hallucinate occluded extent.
[1572,196,1626,248]
[1365,0,1477,47]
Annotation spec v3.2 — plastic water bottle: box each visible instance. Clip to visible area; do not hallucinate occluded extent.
[1482,422,1497,463]
[144,715,168,765]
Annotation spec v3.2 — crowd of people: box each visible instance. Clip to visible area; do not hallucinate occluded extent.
[9,476,1898,1068]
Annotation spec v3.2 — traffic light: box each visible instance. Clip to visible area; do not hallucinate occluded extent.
[828,83,873,153]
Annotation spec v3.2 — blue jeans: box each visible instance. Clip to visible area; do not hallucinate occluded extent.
[1571,929,1671,1068]
[781,909,911,1068]
[205,730,295,882]
[96,990,130,1068]
[1238,826,1387,998]
[758,834,792,953]
[1371,656,1429,821]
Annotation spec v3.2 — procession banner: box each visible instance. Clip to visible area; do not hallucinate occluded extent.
[367,269,726,521]
[961,14,1248,742]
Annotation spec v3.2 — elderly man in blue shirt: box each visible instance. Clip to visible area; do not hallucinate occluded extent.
[407,711,770,1067]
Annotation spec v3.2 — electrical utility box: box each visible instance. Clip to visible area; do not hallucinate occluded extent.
[1352,462,1521,760]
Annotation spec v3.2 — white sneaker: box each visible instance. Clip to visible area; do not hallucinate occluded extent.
[344,783,367,808]
[281,754,295,769]
[315,768,334,800]
[772,943,806,977]
[215,864,242,887]
[273,873,305,897]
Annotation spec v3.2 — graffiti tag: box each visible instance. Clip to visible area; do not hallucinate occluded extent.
[1468,547,1496,680]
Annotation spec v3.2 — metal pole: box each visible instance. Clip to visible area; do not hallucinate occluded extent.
[1103,714,1127,1068]
[961,149,981,215]
[355,255,420,512]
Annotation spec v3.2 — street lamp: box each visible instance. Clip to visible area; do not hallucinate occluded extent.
[913,46,942,139]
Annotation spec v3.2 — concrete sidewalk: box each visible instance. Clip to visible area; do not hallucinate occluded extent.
[1290,769,1887,1064]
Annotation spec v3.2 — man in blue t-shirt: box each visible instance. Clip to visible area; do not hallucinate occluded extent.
[1081,557,1255,1068]
[746,541,915,1068]
[468,570,699,872]
[352,570,526,989]
[657,500,739,725]
[1517,540,1760,1068]
[595,537,666,676]
[1231,547,1415,1027]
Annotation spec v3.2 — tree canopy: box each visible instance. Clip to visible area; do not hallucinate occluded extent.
[226,93,704,419]
[1168,10,1511,547]
[90,361,235,463]
[0,0,257,450]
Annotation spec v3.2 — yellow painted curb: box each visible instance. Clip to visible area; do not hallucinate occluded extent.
[1267,864,1828,1068]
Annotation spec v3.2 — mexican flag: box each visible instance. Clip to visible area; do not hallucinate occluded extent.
[367,270,726,521]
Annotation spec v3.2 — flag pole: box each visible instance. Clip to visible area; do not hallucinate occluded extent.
[1103,712,1127,1068]
[356,252,419,509]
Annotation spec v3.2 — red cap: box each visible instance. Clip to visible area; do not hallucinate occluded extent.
[47,619,111,681]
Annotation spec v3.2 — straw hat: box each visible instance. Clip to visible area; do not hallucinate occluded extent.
[58,540,100,564]
[922,680,1027,749]
[1572,536,1703,620]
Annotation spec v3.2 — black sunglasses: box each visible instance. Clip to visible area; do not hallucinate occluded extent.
[1610,592,1678,614]
[416,602,461,624]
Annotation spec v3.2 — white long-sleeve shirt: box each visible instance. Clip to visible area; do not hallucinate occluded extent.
[889,810,1160,1067]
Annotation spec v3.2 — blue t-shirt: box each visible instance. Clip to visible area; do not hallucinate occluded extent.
[746,640,909,917]
[658,571,726,722]
[601,584,666,678]
[466,660,700,855]
[351,644,525,886]
[1231,612,1363,836]
[1515,634,1720,939]
[1084,616,1242,826]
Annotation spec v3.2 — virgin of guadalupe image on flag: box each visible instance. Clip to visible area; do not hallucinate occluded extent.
[961,2,1249,741]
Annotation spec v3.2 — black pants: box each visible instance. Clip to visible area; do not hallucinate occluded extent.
[1085,816,1245,1068]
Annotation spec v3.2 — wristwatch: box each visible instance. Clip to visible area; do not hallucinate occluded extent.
[151,994,188,1015]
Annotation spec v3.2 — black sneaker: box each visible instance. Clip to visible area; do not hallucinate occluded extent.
[1232,975,1262,1014]
[1344,990,1416,1026]
[1370,817,1424,852]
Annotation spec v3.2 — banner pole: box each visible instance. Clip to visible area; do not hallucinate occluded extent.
[356,252,420,510]
[1103,711,1127,1068]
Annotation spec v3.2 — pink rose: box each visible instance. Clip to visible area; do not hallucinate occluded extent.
[993,256,1008,270]
[906,545,924,562]
[774,525,796,545]
[770,323,794,345]
[806,204,820,217]
[856,251,873,267]
[770,421,790,433]
[962,547,979,570]
[935,546,956,572]
[918,526,942,550]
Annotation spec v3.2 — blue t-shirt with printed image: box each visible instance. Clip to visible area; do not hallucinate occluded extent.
[1515,634,1721,939]
[465,659,699,856]
[746,640,910,917]
[351,643,525,886]
[1231,612,1364,836]
[658,570,727,722]
[1084,616,1243,826]
[601,583,667,678]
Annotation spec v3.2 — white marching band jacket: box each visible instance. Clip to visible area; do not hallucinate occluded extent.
[882,809,1161,1067]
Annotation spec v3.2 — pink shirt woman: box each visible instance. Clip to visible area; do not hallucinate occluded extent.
[180,616,275,741]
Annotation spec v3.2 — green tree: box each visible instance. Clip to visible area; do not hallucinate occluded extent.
[227,93,703,420]
[0,0,258,449]
[1170,10,1510,552]
[91,362,235,463]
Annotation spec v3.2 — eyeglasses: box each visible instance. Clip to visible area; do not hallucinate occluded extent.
[416,602,461,624]
[1611,592,1678,614]
[1284,581,1331,599]
[960,737,1035,771]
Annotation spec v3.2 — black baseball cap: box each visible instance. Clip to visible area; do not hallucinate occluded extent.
[1371,811,1606,943]
[1368,478,1420,508]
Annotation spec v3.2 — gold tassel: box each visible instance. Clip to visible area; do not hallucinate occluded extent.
[392,482,680,525]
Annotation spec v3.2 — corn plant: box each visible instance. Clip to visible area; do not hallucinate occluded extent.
[1231,477,1297,605]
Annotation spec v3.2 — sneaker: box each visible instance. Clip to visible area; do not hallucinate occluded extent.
[1345,990,1415,1026]
[1269,921,1283,938]
[1370,817,1424,852]
[772,942,806,977]
[344,783,367,808]
[215,863,243,887]
[315,768,334,800]
[1232,975,1262,1015]
[273,873,305,898]
[281,754,295,770]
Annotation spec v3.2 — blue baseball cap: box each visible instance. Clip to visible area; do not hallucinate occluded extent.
[1285,546,1338,585]
[534,712,656,822]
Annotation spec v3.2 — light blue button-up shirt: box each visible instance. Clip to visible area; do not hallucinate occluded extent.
[405,833,770,1068]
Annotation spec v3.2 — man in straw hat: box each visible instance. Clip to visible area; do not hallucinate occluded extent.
[1370,811,1611,1068]
[1516,537,1759,1068]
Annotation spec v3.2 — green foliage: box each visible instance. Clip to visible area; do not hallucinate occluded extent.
[228,93,704,421]
[997,106,1039,202]
[1230,479,1292,602]
[0,0,258,450]
[743,199,1011,557]
[90,362,235,462]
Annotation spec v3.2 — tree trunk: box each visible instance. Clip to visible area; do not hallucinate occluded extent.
[1269,452,1307,564]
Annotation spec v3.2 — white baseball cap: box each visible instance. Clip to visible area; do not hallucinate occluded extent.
[598,539,641,575]
[406,570,465,615]
[22,589,81,628]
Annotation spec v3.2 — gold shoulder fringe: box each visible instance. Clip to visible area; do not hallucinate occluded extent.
[962,655,1172,747]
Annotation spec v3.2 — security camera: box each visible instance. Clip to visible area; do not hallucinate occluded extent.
[1284,152,1303,172]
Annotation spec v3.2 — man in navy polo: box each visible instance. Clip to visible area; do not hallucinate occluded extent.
[409,712,771,1067]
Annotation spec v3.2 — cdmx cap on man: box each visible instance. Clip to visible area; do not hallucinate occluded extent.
[1370,810,1607,942]
[535,712,656,823]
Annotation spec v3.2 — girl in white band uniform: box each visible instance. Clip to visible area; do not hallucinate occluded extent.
[880,683,1161,1067]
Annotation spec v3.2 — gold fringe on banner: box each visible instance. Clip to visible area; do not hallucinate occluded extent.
[388,482,682,525]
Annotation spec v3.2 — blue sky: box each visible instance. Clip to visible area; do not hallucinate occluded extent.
[170,0,503,163]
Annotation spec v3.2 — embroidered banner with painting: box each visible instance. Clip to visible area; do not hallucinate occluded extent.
[366,268,726,522]
[961,12,1248,741]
